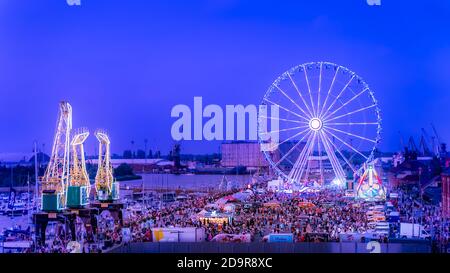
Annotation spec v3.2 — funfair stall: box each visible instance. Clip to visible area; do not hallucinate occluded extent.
[197,210,233,227]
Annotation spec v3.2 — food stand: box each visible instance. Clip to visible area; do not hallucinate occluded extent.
[197,210,233,227]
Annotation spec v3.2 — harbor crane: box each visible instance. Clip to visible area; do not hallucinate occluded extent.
[407,136,418,153]
[420,128,432,156]
[41,102,72,211]
[398,131,405,152]
[94,130,119,201]
[67,128,91,208]
[431,123,447,158]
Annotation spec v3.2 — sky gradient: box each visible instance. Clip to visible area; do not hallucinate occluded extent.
[0,0,449,156]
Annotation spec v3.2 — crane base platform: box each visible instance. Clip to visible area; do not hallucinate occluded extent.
[90,202,124,225]
[33,211,77,246]
[66,186,89,208]
[41,193,65,212]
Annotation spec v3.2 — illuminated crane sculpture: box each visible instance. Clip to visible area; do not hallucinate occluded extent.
[42,102,72,211]
[95,131,119,202]
[67,129,91,208]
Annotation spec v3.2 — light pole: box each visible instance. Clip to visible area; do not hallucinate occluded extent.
[34,141,39,211]
[27,173,30,224]
[10,165,14,220]
[131,140,135,163]
[143,139,148,206]
[419,167,423,227]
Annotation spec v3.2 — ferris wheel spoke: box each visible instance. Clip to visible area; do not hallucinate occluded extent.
[276,128,310,152]
[321,75,355,119]
[260,125,309,135]
[274,130,312,168]
[319,66,340,118]
[323,128,368,160]
[324,126,377,143]
[288,132,314,183]
[321,131,357,174]
[263,98,310,122]
[326,122,379,126]
[317,63,323,118]
[303,132,318,183]
[317,131,324,185]
[320,132,346,181]
[288,137,309,183]
[287,73,314,117]
[323,87,369,121]
[294,132,316,183]
[259,115,307,124]
[303,66,317,117]
[324,104,377,123]
[272,84,312,120]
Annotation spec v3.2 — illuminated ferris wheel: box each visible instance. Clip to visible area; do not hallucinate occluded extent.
[259,62,381,189]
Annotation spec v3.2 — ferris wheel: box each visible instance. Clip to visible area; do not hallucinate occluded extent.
[258,62,381,188]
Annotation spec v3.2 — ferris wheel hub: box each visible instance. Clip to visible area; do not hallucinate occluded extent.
[309,118,323,131]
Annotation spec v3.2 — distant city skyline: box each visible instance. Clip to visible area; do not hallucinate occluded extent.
[0,1,450,155]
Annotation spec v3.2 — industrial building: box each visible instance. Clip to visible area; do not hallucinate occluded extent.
[220,141,271,169]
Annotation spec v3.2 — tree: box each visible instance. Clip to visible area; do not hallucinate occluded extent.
[123,150,132,159]
[114,163,135,177]
[136,149,146,159]
[28,152,50,164]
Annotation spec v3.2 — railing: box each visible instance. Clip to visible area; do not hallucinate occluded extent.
[107,242,431,253]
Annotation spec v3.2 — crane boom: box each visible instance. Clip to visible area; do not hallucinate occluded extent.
[408,136,418,152]
[95,131,119,201]
[420,128,432,156]
[67,128,91,207]
[398,131,405,152]
[70,129,90,188]
[42,102,72,211]
[419,135,431,156]
[431,123,443,157]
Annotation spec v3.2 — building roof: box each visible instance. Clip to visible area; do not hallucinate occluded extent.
[0,153,33,162]
[88,158,173,166]
[389,160,428,174]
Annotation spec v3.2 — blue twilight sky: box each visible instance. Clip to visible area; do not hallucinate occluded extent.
[0,0,450,156]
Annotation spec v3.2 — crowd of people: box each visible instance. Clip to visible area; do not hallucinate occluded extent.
[395,186,450,251]
[3,181,449,253]
[235,190,373,242]
[118,187,379,244]
[118,184,449,248]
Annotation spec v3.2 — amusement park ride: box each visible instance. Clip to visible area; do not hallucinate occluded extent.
[355,163,386,201]
[33,101,123,245]
[259,62,386,201]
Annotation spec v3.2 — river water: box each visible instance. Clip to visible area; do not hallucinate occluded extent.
[121,174,252,192]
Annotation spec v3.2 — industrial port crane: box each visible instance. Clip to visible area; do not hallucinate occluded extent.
[67,129,91,208]
[42,101,73,211]
[95,130,119,201]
